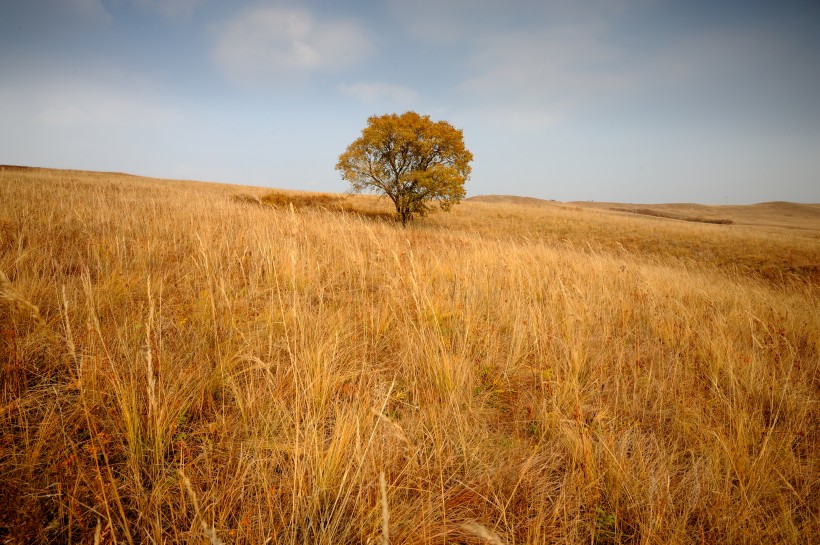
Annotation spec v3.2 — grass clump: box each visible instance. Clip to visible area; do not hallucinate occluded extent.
[261,190,396,222]
[261,191,346,210]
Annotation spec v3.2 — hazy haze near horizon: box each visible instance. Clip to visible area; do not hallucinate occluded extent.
[1,0,819,204]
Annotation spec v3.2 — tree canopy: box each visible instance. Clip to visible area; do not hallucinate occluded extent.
[336,111,473,225]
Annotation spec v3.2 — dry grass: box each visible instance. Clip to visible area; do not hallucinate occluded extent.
[436,198,820,286]
[1,166,818,544]
[259,190,396,222]
[607,207,733,225]
[572,199,820,233]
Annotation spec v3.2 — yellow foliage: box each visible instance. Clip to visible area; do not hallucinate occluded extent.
[336,111,472,225]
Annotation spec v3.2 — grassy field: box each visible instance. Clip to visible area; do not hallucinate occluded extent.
[1,166,818,544]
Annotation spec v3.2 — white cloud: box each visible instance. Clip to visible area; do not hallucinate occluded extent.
[338,82,419,105]
[212,7,372,87]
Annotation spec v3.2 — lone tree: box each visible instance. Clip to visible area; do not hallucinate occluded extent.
[336,111,473,225]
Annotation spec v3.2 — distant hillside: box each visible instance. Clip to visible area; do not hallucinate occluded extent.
[571,200,820,232]
[752,201,820,216]
[465,193,820,233]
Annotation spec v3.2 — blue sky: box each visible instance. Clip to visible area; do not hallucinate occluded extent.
[1,0,819,203]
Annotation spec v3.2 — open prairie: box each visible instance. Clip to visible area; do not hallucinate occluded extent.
[1,166,818,544]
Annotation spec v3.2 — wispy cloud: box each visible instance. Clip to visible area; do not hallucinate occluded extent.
[389,0,648,43]
[338,82,418,105]
[33,90,175,128]
[1,67,180,128]
[460,23,631,129]
[66,0,112,24]
[212,7,372,87]
[131,0,204,21]
[24,0,113,25]
[381,0,650,130]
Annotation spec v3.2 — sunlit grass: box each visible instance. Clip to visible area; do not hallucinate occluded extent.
[1,166,818,543]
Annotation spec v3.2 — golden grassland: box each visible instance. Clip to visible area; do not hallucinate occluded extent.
[1,166,818,544]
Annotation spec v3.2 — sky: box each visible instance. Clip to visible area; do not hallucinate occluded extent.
[1,0,819,204]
